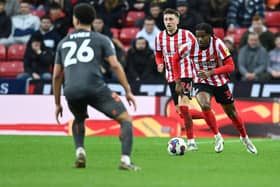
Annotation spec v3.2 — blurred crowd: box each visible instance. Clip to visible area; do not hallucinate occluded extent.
[0,0,280,84]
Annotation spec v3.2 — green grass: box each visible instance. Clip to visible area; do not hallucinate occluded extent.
[0,136,280,187]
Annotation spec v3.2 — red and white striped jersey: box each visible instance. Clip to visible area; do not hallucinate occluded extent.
[177,37,231,86]
[155,29,196,83]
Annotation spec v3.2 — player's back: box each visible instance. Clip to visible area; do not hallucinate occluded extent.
[55,30,116,99]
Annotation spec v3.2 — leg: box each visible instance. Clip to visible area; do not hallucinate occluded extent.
[195,84,223,153]
[67,98,88,168]
[196,91,219,135]
[221,103,247,137]
[215,84,257,154]
[89,87,140,170]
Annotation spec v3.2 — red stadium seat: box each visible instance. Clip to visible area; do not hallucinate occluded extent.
[0,61,24,77]
[213,28,225,39]
[31,10,46,18]
[226,28,247,46]
[119,27,140,45]
[110,28,120,39]
[124,11,145,27]
[265,11,280,27]
[0,44,6,61]
[268,27,279,33]
[7,44,26,61]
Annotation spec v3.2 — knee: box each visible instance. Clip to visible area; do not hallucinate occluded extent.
[227,111,237,119]
[116,111,132,123]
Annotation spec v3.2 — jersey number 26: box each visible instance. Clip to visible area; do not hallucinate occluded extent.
[62,39,94,67]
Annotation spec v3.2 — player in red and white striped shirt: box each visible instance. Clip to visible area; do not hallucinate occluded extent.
[155,8,204,150]
[173,23,257,154]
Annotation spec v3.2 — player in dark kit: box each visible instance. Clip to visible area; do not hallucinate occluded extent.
[53,3,140,170]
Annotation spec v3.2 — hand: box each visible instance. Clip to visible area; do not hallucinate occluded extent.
[271,70,280,78]
[55,104,63,124]
[198,70,214,79]
[126,91,137,111]
[32,72,40,79]
[175,80,183,95]
[245,73,256,80]
[157,64,164,73]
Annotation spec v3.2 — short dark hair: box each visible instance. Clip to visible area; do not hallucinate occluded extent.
[144,16,155,22]
[40,15,52,22]
[0,0,6,4]
[21,0,32,4]
[73,3,96,25]
[163,8,180,18]
[195,23,214,35]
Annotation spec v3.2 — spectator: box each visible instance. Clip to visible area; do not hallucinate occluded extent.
[238,32,270,81]
[205,0,230,29]
[49,2,71,38]
[0,0,11,39]
[268,33,280,80]
[227,0,265,31]
[266,0,280,10]
[17,34,54,81]
[126,37,162,83]
[136,16,160,51]
[92,16,126,81]
[176,0,203,33]
[95,0,128,28]
[0,0,40,45]
[30,15,61,52]
[138,2,164,30]
[5,0,19,17]
[224,36,240,80]
[239,15,275,51]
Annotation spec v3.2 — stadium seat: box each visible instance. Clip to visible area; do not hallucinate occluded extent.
[213,28,225,39]
[31,10,46,18]
[7,44,26,61]
[110,28,120,39]
[0,44,6,61]
[0,61,24,77]
[226,28,247,46]
[268,27,279,33]
[265,11,280,27]
[119,27,140,45]
[124,11,145,27]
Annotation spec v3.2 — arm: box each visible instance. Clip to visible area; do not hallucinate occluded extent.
[237,47,249,75]
[155,51,164,72]
[52,63,63,124]
[107,55,136,111]
[213,56,235,75]
[253,48,269,74]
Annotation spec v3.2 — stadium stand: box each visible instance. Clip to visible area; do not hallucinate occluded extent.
[119,27,140,45]
[0,45,6,61]
[265,11,280,27]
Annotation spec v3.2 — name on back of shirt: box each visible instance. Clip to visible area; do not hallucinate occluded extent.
[70,32,90,39]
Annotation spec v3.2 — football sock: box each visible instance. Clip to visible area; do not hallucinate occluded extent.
[72,119,85,149]
[120,121,133,156]
[179,106,194,139]
[189,109,204,119]
[203,110,219,135]
[121,155,131,165]
[231,115,247,137]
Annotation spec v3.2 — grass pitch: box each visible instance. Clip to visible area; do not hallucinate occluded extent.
[0,136,279,187]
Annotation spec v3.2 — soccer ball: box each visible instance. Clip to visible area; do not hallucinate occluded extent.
[167,137,187,156]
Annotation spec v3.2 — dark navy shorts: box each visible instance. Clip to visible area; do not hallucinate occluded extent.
[194,83,234,104]
[66,86,127,121]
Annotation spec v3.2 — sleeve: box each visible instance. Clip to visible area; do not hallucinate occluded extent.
[101,35,116,58]
[216,38,231,60]
[213,56,235,75]
[237,47,248,75]
[253,48,269,74]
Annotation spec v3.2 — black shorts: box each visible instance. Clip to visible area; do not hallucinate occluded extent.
[194,83,234,104]
[168,78,193,105]
[66,86,127,121]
